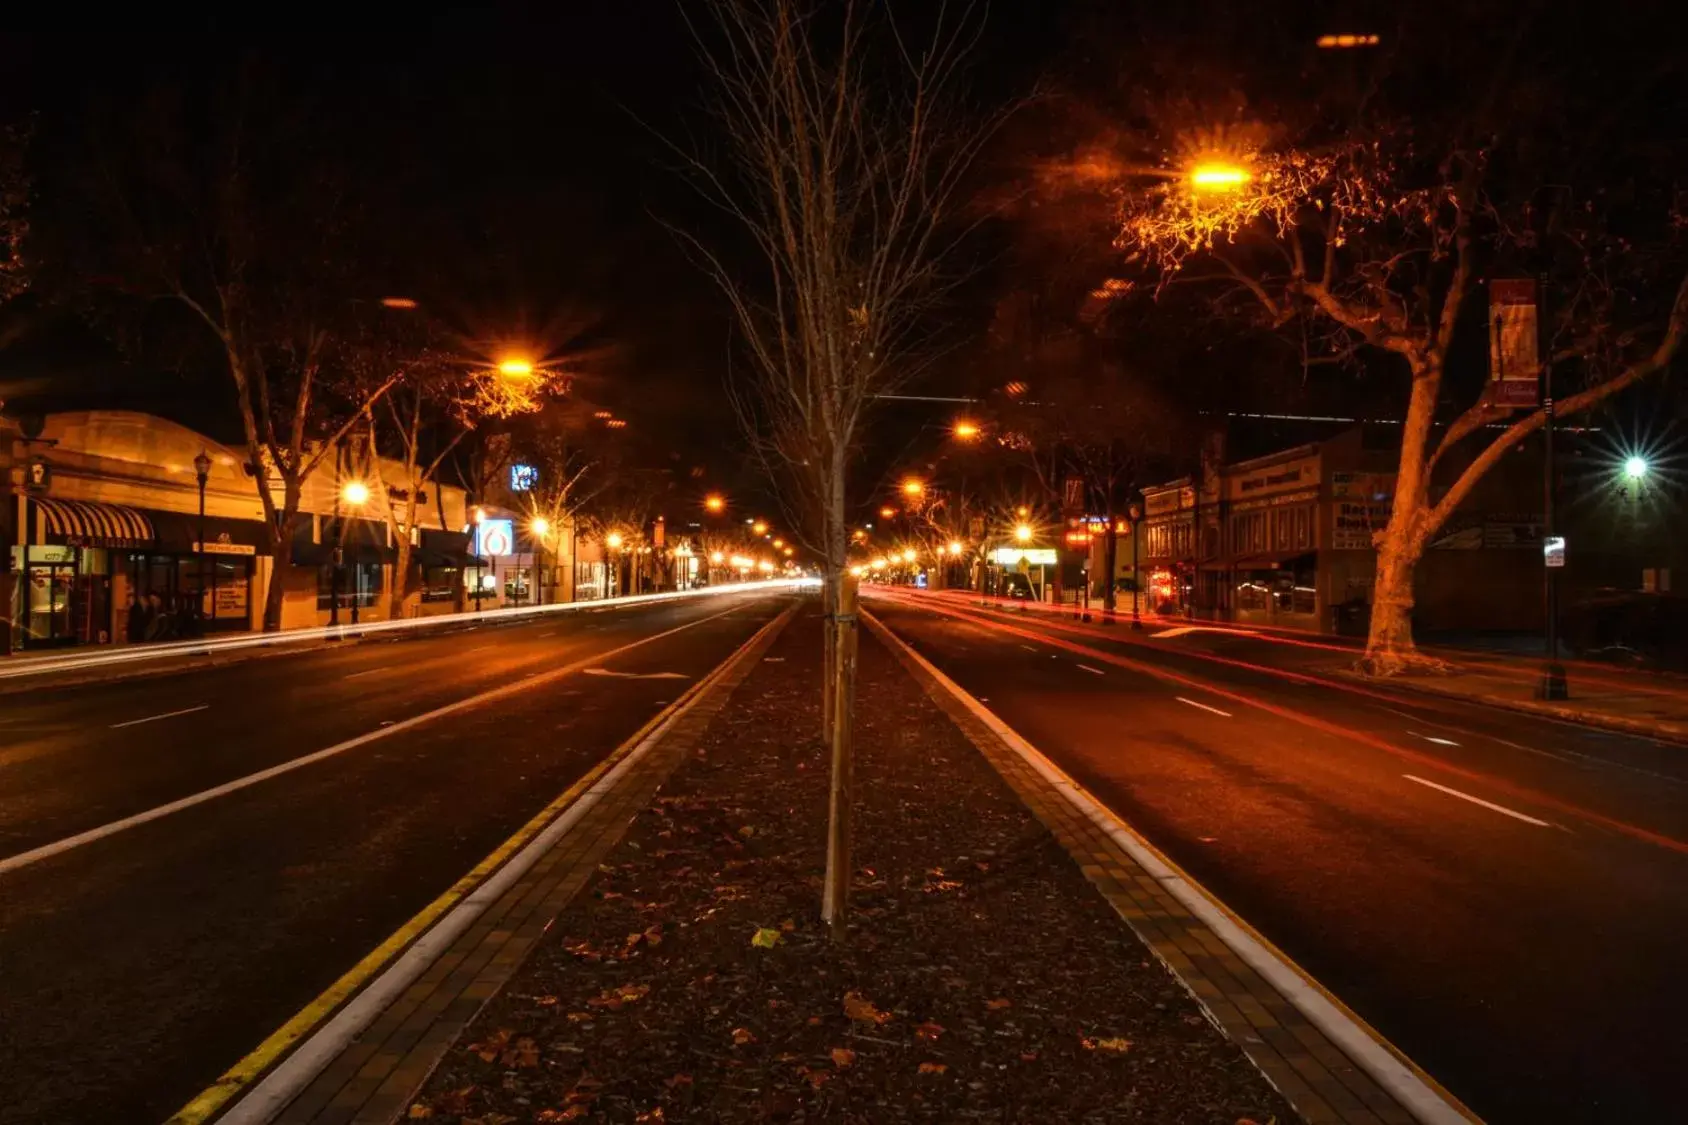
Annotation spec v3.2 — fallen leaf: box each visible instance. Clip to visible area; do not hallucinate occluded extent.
[804,1068,828,1090]
[587,983,652,1010]
[779,918,797,932]
[1019,1052,1039,1062]
[842,991,892,1025]
[914,1021,945,1041]
[536,1109,588,1123]
[738,825,756,837]
[807,1016,823,1026]
[732,1026,756,1046]
[830,1047,856,1068]
[751,927,781,948]
[565,1011,594,1023]
[405,1106,433,1120]
[985,998,1012,1011]
[501,1036,540,1068]
[436,1087,477,1114]
[466,1029,511,1063]
[534,995,559,1007]
[635,1108,667,1123]
[643,925,663,947]
[917,1062,948,1075]
[1083,1036,1132,1052]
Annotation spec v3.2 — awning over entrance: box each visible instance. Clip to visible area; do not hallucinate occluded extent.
[1230,552,1316,572]
[35,497,155,548]
[147,510,271,556]
[416,528,486,569]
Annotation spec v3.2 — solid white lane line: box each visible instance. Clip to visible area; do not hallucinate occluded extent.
[1402,774,1551,827]
[1409,732,1462,748]
[537,631,557,638]
[109,705,209,729]
[1018,644,1039,653]
[1175,696,1232,718]
[342,668,383,680]
[1,602,756,878]
[1076,664,1106,676]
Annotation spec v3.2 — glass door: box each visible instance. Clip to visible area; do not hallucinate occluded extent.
[25,565,74,647]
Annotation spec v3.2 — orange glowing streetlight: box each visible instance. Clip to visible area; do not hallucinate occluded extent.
[952,419,981,441]
[340,480,370,505]
[606,531,624,550]
[1189,162,1251,191]
[1014,523,1033,543]
[879,506,896,519]
[704,493,726,514]
[901,548,917,564]
[497,358,536,378]
[530,516,551,538]
[1016,505,1029,518]
[901,477,925,498]
[751,520,768,536]
[772,538,784,549]
[947,540,963,556]
[710,551,726,565]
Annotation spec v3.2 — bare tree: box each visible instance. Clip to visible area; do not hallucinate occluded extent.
[63,83,410,630]
[0,116,27,314]
[1095,12,1688,674]
[672,0,995,928]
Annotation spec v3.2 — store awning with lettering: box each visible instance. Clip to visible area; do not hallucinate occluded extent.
[34,497,155,548]
[147,510,271,556]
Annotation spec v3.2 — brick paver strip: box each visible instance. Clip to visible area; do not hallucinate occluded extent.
[866,612,1432,1125]
[264,605,793,1125]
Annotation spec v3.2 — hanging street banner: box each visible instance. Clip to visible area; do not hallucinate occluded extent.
[1489,279,1541,407]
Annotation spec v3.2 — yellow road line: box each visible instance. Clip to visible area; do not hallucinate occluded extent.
[167,600,792,1125]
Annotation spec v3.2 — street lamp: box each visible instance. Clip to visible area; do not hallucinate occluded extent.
[530,517,552,606]
[947,540,963,556]
[193,450,211,635]
[704,493,726,514]
[1625,456,1649,481]
[901,477,925,498]
[339,480,369,624]
[1014,523,1033,543]
[902,548,917,564]
[880,506,896,519]
[472,507,486,613]
[1189,162,1251,191]
[952,420,981,441]
[605,531,624,598]
[1127,500,1144,629]
[497,358,535,378]
[752,520,768,536]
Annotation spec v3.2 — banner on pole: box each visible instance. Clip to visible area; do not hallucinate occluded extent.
[1062,477,1085,518]
[1489,279,1540,407]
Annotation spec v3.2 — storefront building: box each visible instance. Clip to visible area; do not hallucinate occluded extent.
[4,410,481,652]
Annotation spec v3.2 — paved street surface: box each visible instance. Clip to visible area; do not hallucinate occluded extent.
[868,590,1688,1125]
[0,592,787,1125]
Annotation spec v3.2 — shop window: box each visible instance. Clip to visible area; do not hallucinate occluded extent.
[316,562,384,610]
[421,567,460,603]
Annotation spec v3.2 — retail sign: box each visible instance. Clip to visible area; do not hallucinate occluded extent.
[1230,456,1318,502]
[474,518,516,557]
[1330,471,1395,501]
[991,547,1057,566]
[1144,485,1194,517]
[1489,279,1540,407]
[25,457,51,494]
[194,536,257,556]
[1543,536,1566,568]
[510,463,539,492]
[1333,500,1391,550]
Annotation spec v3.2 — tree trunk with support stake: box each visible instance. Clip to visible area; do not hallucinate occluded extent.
[822,572,837,746]
[821,571,859,937]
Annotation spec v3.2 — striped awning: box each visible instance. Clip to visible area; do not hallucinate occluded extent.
[35,498,156,548]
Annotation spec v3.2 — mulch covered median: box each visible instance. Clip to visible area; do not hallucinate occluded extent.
[408,609,1293,1123]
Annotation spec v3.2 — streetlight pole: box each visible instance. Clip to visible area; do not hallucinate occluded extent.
[1129,502,1144,630]
[194,450,211,635]
[330,450,344,628]
[1537,276,1568,700]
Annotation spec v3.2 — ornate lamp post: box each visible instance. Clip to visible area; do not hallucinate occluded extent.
[193,450,211,633]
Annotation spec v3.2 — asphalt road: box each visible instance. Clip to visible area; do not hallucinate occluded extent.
[867,590,1688,1125]
[0,591,788,1125]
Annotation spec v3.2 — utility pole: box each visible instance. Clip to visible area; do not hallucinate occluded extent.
[1537,274,1568,700]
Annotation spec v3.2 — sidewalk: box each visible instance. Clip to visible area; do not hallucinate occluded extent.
[1328,657,1688,744]
[351,608,1424,1124]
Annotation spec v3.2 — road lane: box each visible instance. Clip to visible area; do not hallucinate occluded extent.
[0,594,787,1125]
[0,594,768,857]
[868,594,1688,1125]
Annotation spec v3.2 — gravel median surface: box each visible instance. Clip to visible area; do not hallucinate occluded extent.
[408,609,1294,1123]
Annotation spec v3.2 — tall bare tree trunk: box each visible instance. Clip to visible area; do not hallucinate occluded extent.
[821,567,858,935]
[1361,366,1439,674]
[822,573,837,744]
[390,533,413,620]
